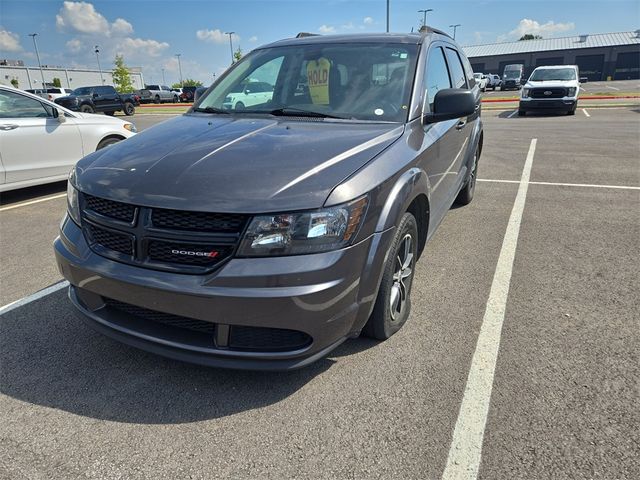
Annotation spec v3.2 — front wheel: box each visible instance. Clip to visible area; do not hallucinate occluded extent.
[455,144,480,206]
[154,95,160,104]
[363,213,418,340]
[123,102,135,116]
[173,95,178,103]
[80,104,95,114]
[96,137,122,150]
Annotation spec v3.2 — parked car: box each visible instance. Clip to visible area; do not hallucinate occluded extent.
[55,30,483,369]
[46,87,74,101]
[0,85,136,192]
[24,88,48,99]
[54,85,139,116]
[502,64,525,90]
[485,74,502,90]
[139,85,177,104]
[222,81,275,110]
[193,86,208,103]
[473,73,488,92]
[519,65,582,116]
[179,86,198,103]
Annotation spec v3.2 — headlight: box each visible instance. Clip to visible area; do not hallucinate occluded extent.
[566,87,577,97]
[67,170,81,226]
[522,88,530,98]
[123,123,137,132]
[237,196,368,256]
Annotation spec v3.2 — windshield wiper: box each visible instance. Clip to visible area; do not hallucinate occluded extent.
[269,107,348,120]
[193,106,230,114]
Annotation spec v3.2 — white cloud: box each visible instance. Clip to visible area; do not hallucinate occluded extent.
[66,38,83,53]
[111,18,133,36]
[249,36,258,43]
[116,38,169,58]
[341,22,355,30]
[0,28,22,52]
[318,25,335,34]
[196,28,239,44]
[363,16,374,25]
[56,1,110,35]
[508,18,575,39]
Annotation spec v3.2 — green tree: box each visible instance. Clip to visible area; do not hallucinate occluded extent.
[233,46,243,63]
[171,78,202,88]
[112,54,134,92]
[519,34,543,41]
[52,77,62,87]
[10,78,19,88]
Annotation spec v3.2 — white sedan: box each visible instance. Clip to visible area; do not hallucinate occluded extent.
[0,85,137,192]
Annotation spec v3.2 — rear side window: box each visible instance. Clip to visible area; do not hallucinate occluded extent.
[445,48,468,89]
[424,47,452,109]
[95,86,115,94]
[146,85,159,90]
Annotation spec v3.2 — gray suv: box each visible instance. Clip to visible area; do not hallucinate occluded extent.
[55,30,483,370]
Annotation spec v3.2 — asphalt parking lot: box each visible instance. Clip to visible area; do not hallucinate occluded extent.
[1,107,639,479]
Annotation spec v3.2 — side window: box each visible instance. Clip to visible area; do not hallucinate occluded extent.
[445,48,468,89]
[0,90,52,118]
[459,52,476,87]
[424,47,451,109]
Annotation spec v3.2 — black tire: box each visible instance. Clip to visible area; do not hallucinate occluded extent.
[104,111,115,116]
[123,102,135,116]
[173,95,178,103]
[518,110,526,116]
[567,105,576,115]
[80,104,95,114]
[235,101,245,111]
[455,143,480,206]
[154,95,160,104]
[96,137,122,150]
[363,212,418,340]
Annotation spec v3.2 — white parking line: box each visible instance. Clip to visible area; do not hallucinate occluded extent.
[582,108,591,117]
[605,85,620,91]
[507,110,518,118]
[478,178,640,190]
[443,139,537,480]
[0,281,69,316]
[0,193,66,212]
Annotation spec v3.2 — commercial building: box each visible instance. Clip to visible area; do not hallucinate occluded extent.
[463,31,640,81]
[0,64,145,90]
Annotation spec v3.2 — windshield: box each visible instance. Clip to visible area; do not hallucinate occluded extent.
[195,43,419,122]
[72,87,92,95]
[530,68,576,81]
[504,68,522,79]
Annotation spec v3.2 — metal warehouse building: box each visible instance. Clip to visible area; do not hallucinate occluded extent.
[462,31,640,81]
[0,64,145,90]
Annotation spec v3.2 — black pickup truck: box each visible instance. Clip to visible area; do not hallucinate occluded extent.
[55,85,139,116]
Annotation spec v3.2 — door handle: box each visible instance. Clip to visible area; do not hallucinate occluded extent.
[0,124,19,131]
[456,120,467,130]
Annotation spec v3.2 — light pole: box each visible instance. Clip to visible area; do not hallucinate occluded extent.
[28,33,46,88]
[449,24,461,40]
[175,54,183,87]
[386,0,390,33]
[418,8,433,28]
[212,73,216,82]
[94,45,104,84]
[161,68,166,85]
[224,32,235,65]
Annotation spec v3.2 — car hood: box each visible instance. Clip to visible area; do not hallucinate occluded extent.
[525,80,578,89]
[73,111,131,126]
[74,114,404,213]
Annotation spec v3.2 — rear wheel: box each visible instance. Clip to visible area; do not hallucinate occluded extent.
[455,144,479,206]
[123,102,135,116]
[80,104,95,114]
[96,137,122,150]
[363,213,418,340]
[235,101,245,110]
[154,95,160,104]
[173,95,178,103]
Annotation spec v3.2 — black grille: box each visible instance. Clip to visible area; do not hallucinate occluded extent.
[84,194,136,223]
[147,240,232,266]
[86,223,133,255]
[229,326,312,352]
[151,208,246,233]
[105,299,215,333]
[530,87,567,99]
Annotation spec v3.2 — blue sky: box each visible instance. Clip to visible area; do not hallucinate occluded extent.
[1,0,638,85]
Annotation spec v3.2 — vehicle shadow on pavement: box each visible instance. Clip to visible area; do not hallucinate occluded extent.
[0,291,375,424]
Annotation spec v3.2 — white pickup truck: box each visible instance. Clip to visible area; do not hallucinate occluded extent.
[139,85,178,104]
[473,73,488,92]
[519,65,582,116]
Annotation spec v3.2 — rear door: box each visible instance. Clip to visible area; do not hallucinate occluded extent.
[95,86,119,110]
[0,89,83,184]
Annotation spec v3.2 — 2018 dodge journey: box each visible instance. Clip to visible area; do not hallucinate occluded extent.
[54,30,483,370]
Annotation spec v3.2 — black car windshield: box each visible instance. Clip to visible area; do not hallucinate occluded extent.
[72,87,92,95]
[195,43,419,122]
[530,68,577,81]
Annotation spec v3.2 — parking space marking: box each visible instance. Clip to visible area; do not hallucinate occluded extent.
[582,108,590,117]
[605,85,620,91]
[0,193,66,212]
[478,178,640,190]
[443,139,537,480]
[0,280,68,316]
[507,110,518,118]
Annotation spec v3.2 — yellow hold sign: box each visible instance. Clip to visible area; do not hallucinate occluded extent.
[306,58,331,105]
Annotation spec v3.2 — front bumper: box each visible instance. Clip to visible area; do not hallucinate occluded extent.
[519,98,577,112]
[54,215,394,370]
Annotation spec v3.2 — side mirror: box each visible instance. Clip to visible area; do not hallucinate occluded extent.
[579,77,588,83]
[55,108,66,123]
[422,89,476,124]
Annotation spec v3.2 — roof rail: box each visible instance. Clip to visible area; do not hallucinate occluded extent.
[419,25,453,39]
[295,32,320,38]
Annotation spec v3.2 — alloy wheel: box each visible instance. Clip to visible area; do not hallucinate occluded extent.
[389,234,414,321]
